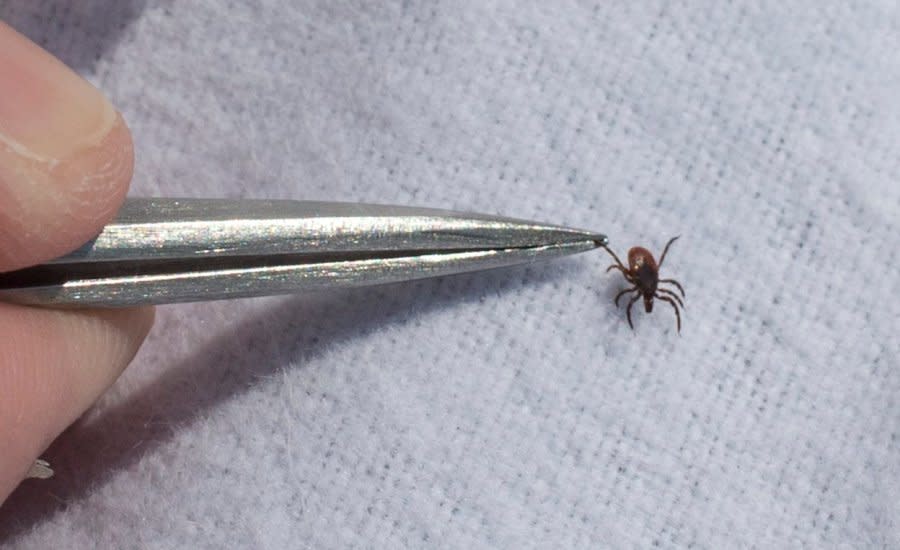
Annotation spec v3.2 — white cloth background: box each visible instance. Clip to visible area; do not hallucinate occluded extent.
[1,1,899,548]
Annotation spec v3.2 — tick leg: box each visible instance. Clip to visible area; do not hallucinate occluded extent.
[658,278,685,297]
[602,246,629,273]
[606,265,636,286]
[657,236,680,269]
[656,287,684,309]
[625,293,641,330]
[614,286,638,307]
[656,295,682,334]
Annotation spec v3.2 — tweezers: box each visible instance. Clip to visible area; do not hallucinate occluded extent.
[0,198,606,307]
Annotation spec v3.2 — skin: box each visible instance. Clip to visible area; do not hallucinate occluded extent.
[0,22,154,505]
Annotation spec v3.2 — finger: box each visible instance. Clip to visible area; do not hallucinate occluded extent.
[0,22,154,504]
[0,304,155,502]
[0,21,134,272]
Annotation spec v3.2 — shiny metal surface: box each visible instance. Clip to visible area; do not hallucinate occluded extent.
[0,198,606,307]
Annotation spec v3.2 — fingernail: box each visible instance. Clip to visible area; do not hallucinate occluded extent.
[26,459,54,480]
[0,22,117,162]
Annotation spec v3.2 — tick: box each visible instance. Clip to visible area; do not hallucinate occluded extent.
[602,236,685,333]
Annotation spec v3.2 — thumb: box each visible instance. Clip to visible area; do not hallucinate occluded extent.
[0,21,132,271]
[0,22,154,504]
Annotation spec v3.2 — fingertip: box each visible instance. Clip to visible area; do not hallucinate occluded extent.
[0,304,154,502]
[0,111,135,272]
[0,22,135,272]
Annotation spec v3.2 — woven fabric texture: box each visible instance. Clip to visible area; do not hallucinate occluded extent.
[1,1,899,548]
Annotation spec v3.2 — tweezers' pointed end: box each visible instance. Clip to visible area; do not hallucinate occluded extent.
[559,228,608,249]
[591,234,609,248]
[530,225,608,257]
[522,227,609,264]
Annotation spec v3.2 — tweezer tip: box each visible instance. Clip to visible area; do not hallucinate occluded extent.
[573,230,607,248]
[549,227,607,248]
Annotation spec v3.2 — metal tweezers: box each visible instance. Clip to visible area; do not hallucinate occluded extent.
[0,198,606,307]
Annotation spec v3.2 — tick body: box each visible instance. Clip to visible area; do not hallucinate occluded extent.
[603,236,685,333]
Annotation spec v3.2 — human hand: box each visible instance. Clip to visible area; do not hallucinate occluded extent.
[0,22,154,504]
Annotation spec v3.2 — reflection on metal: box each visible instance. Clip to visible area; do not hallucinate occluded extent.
[0,198,606,307]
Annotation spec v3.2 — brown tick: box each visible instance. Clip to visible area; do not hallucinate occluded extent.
[602,236,685,333]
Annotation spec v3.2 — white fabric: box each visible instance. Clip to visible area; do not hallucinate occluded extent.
[2,1,899,548]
